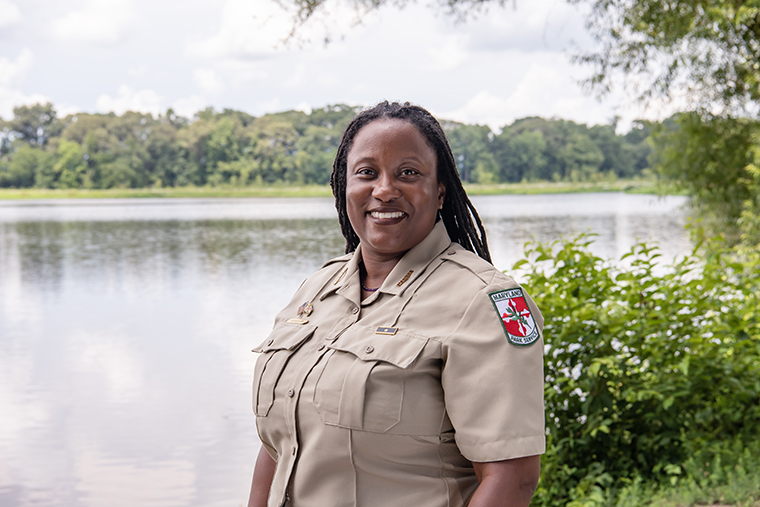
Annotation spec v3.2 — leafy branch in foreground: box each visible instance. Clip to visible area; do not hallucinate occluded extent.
[569,0,760,116]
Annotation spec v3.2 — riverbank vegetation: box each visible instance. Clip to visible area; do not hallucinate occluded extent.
[0,102,656,192]
[0,179,668,200]
[522,237,760,507]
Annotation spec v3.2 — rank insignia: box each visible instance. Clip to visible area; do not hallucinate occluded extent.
[375,327,398,335]
[489,288,540,346]
[297,302,313,317]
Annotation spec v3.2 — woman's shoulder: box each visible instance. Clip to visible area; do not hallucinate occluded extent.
[437,243,519,290]
[293,252,354,293]
[320,252,354,269]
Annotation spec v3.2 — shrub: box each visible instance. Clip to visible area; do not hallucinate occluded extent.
[517,237,760,506]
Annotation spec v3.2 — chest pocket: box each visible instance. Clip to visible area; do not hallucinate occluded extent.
[312,325,428,433]
[252,323,317,417]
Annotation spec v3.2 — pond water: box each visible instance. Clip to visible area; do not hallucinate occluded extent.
[0,193,690,507]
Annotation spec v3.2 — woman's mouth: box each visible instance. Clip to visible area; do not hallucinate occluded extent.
[370,211,406,219]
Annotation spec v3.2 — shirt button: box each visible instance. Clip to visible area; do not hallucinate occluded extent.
[287,389,295,397]
[352,307,359,314]
[365,346,374,354]
[292,446,297,455]
[317,344,325,351]
[267,339,274,345]
[448,250,456,255]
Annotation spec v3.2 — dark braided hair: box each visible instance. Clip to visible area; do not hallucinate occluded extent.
[330,101,492,263]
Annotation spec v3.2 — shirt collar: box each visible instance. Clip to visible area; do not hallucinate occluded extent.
[374,220,452,296]
[328,220,452,299]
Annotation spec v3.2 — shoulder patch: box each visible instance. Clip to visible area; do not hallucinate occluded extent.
[489,288,540,346]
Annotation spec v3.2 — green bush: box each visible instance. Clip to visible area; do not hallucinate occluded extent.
[516,237,760,506]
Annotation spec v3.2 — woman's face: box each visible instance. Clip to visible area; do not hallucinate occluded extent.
[346,118,445,262]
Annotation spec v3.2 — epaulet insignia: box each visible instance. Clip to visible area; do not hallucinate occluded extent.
[489,288,540,346]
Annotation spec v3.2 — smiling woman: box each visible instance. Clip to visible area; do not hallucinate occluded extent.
[248,102,546,507]
[345,118,445,289]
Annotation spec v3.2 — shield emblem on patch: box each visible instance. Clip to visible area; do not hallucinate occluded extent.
[489,288,540,346]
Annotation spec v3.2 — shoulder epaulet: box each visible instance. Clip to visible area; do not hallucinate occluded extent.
[321,252,353,269]
[440,243,508,285]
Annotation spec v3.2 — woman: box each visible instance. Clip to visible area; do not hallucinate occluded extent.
[248,102,545,507]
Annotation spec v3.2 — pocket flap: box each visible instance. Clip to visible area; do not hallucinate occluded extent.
[252,323,318,353]
[328,326,428,368]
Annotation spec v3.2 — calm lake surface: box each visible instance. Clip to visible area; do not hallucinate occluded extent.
[0,193,690,507]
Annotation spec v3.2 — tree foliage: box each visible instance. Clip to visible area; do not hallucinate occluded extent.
[520,236,760,506]
[0,103,655,190]
[567,0,760,115]
[651,113,760,246]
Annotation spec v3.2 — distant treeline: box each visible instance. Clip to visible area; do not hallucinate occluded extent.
[0,103,655,189]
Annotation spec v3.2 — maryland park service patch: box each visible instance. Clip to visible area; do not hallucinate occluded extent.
[489,288,540,346]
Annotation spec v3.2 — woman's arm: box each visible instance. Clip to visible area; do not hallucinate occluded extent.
[247,447,277,507]
[469,455,541,507]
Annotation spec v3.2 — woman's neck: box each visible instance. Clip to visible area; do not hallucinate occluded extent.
[360,251,405,293]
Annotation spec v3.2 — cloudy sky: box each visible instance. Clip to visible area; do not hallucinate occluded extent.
[0,0,671,131]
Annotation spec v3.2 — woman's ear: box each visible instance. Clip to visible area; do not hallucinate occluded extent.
[438,182,446,209]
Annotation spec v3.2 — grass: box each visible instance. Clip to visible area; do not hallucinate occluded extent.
[596,440,760,507]
[0,179,682,200]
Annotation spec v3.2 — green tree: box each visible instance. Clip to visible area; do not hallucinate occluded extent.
[493,129,548,182]
[443,122,495,182]
[6,103,62,146]
[652,113,757,244]
[248,117,301,183]
[588,123,633,178]
[54,139,90,189]
[0,145,54,188]
[557,133,605,182]
[571,0,760,115]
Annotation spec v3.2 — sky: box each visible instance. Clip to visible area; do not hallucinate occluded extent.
[0,0,677,131]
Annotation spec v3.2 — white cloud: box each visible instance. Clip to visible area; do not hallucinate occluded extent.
[171,95,207,118]
[440,60,612,130]
[0,49,51,121]
[192,68,225,94]
[128,64,149,78]
[0,89,51,120]
[0,0,23,28]
[0,48,33,87]
[255,97,281,115]
[185,0,367,61]
[51,0,136,45]
[96,85,164,116]
[461,0,592,53]
[185,0,292,60]
[426,34,469,72]
[294,102,312,115]
[210,59,270,89]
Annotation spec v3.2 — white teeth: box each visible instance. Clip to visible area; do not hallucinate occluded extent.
[371,211,405,219]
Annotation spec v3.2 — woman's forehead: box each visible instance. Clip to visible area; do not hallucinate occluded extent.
[348,118,434,159]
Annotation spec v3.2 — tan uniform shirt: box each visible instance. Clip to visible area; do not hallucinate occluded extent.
[253,221,545,507]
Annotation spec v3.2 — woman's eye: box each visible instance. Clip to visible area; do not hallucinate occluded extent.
[401,168,419,176]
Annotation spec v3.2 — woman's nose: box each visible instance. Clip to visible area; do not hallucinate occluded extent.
[372,173,400,201]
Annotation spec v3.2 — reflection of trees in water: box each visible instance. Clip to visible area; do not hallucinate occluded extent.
[1,219,345,289]
[3,222,66,291]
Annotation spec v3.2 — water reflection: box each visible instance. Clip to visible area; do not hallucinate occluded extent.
[0,194,690,507]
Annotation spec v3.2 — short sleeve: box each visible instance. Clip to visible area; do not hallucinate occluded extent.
[441,282,545,462]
